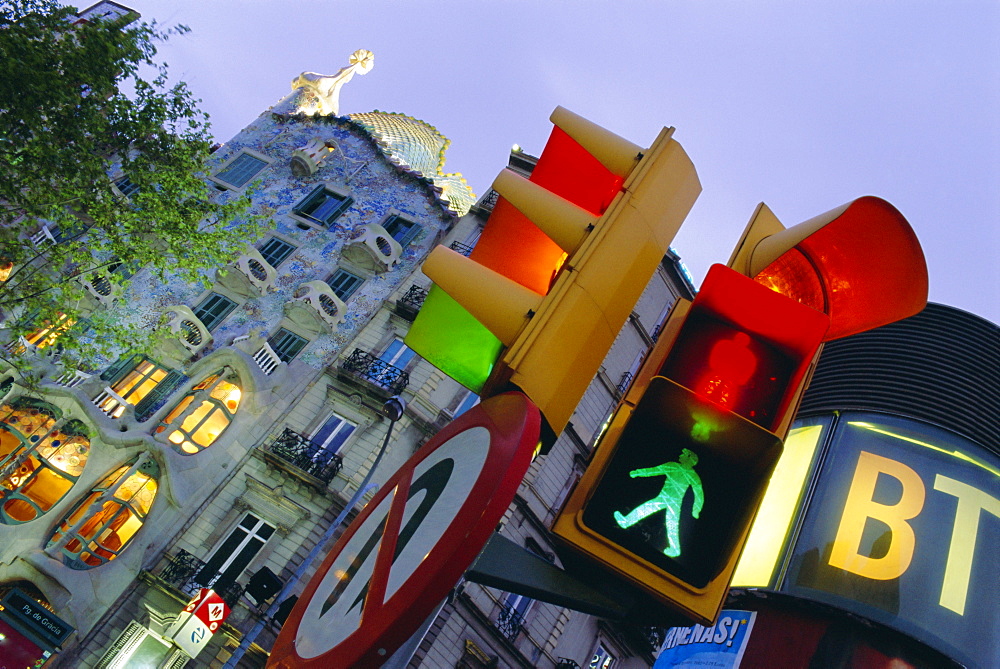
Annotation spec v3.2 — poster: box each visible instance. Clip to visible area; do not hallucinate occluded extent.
[653,610,756,668]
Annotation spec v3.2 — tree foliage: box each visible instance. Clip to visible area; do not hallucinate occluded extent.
[0,0,268,370]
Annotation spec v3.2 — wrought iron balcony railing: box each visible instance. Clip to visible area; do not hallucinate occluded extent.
[494,602,525,641]
[473,188,500,214]
[615,371,634,398]
[341,349,409,396]
[449,241,475,257]
[265,428,343,485]
[398,284,428,311]
[556,659,581,669]
[160,549,244,608]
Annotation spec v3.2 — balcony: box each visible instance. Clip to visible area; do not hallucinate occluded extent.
[555,660,581,669]
[80,270,122,307]
[283,280,346,335]
[215,247,277,298]
[494,602,525,641]
[340,223,401,273]
[471,188,500,216]
[162,306,213,361]
[393,284,427,321]
[449,241,475,257]
[261,428,343,486]
[158,548,244,608]
[339,349,409,397]
[290,138,335,177]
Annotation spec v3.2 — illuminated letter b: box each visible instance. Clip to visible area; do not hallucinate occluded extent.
[829,451,925,580]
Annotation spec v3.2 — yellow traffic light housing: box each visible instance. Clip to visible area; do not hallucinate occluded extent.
[406,107,701,446]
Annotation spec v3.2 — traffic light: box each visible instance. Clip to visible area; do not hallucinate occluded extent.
[728,196,928,340]
[406,107,701,446]
[551,264,830,624]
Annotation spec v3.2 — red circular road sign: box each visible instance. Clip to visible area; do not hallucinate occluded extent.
[268,392,541,668]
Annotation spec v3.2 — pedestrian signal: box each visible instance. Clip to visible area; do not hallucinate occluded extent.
[552,264,829,624]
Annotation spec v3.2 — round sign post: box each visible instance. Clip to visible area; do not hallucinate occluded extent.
[268,392,541,668]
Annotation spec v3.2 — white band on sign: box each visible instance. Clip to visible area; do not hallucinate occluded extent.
[294,426,491,658]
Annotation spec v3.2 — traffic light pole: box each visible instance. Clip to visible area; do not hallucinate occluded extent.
[465,532,696,627]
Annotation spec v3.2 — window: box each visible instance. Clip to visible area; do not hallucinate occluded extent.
[589,644,616,669]
[453,390,479,418]
[496,592,531,640]
[382,215,422,247]
[98,357,184,421]
[310,412,356,453]
[155,370,241,454]
[267,329,308,363]
[213,151,269,188]
[292,185,353,228]
[113,176,139,198]
[197,513,275,589]
[258,237,296,268]
[22,313,74,350]
[0,399,89,524]
[193,293,237,331]
[326,269,364,301]
[379,338,416,370]
[48,459,158,569]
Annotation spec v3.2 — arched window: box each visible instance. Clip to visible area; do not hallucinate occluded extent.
[47,456,158,569]
[0,399,90,524]
[154,368,241,454]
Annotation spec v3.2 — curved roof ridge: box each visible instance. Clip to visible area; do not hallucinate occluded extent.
[347,111,476,216]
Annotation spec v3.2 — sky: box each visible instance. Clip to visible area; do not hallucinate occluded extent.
[123,0,999,325]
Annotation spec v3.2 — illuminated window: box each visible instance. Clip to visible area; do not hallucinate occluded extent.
[0,259,12,282]
[22,313,75,350]
[97,621,184,669]
[0,400,89,524]
[154,370,241,454]
[97,357,183,420]
[48,458,159,569]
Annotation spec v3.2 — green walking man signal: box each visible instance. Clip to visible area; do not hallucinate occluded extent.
[613,448,705,558]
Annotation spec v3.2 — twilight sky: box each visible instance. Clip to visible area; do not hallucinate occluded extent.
[124,0,999,324]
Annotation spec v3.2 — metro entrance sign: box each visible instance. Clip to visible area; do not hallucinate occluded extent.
[167,588,230,658]
[268,392,541,669]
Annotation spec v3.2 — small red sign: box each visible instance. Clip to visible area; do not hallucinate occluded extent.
[186,589,230,632]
